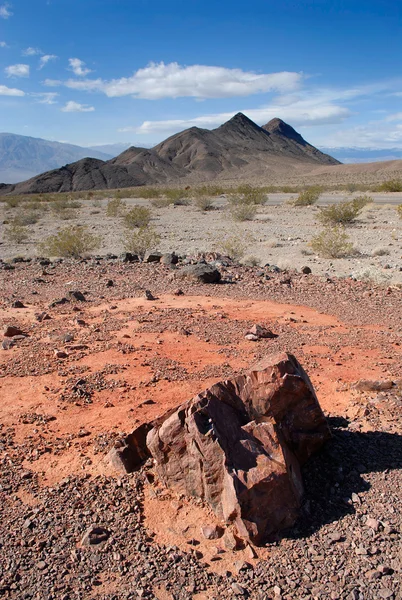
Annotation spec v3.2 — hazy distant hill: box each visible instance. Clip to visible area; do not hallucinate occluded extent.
[0,114,340,194]
[0,133,113,183]
[88,142,132,157]
[320,147,402,163]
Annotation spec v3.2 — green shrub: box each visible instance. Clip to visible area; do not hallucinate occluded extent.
[310,226,355,258]
[3,196,21,209]
[378,180,402,192]
[12,210,40,226]
[123,206,152,229]
[149,197,173,208]
[165,188,190,205]
[292,187,322,206]
[229,202,257,221]
[5,224,29,244]
[39,225,101,258]
[352,195,373,210]
[217,233,250,261]
[317,200,362,226]
[194,196,214,211]
[106,197,126,217]
[235,184,267,205]
[51,198,81,220]
[123,226,161,258]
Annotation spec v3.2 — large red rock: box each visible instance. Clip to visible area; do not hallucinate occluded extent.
[145,352,330,543]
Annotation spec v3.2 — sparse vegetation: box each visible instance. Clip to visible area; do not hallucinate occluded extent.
[149,197,173,208]
[377,180,402,192]
[51,198,81,220]
[165,189,191,205]
[39,225,101,258]
[351,194,373,210]
[5,224,29,244]
[229,201,258,221]
[217,233,251,261]
[397,204,402,218]
[372,246,390,257]
[310,226,355,258]
[123,226,161,258]
[12,211,40,226]
[194,196,214,211]
[317,199,364,226]
[123,206,152,229]
[235,184,267,205]
[291,187,322,207]
[106,197,126,217]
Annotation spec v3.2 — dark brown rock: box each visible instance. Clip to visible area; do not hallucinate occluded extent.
[146,352,330,543]
[177,264,221,284]
[3,325,25,337]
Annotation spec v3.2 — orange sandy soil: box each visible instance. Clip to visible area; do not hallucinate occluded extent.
[1,287,400,578]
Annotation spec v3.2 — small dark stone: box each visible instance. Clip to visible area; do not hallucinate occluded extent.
[301,266,312,274]
[106,280,114,287]
[11,300,25,308]
[143,251,163,263]
[120,252,139,263]
[67,290,86,302]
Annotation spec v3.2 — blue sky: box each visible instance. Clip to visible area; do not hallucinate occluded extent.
[0,0,401,148]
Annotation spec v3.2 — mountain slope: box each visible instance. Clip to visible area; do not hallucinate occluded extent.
[0,133,113,184]
[0,114,341,194]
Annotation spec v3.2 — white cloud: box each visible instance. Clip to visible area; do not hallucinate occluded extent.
[385,112,402,122]
[0,41,7,47]
[5,63,30,77]
[0,3,12,18]
[68,58,92,77]
[43,78,62,86]
[65,61,302,99]
[31,92,58,104]
[23,46,42,56]
[61,100,95,113]
[39,54,58,69]
[0,84,24,96]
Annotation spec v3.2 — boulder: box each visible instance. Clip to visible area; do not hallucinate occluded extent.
[177,263,221,284]
[143,251,162,263]
[145,352,330,543]
[3,325,25,337]
[67,290,86,302]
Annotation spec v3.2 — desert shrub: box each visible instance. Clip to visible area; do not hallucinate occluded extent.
[317,200,363,226]
[372,246,390,257]
[24,200,48,213]
[39,225,101,258]
[378,180,402,192]
[5,224,29,244]
[193,185,225,197]
[292,187,322,206]
[397,204,402,218]
[12,210,40,226]
[229,202,257,221]
[123,206,152,229]
[352,194,373,210]
[123,226,161,258]
[3,196,22,209]
[194,196,214,211]
[106,197,126,217]
[136,187,161,199]
[165,188,190,205]
[217,234,250,261]
[51,198,81,220]
[149,197,173,208]
[310,226,355,258]
[235,184,267,205]
[242,255,260,267]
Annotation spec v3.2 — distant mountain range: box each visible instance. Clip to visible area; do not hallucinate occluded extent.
[0,114,340,195]
[0,133,114,184]
[319,147,402,163]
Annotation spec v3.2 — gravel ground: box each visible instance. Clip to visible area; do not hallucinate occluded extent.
[1,192,401,284]
[0,258,401,599]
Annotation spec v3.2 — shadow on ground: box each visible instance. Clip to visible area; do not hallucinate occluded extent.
[281,416,402,540]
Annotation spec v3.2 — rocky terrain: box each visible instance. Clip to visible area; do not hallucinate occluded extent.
[0,115,339,194]
[0,256,401,599]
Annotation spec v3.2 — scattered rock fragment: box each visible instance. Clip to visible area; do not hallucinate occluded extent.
[143,251,162,263]
[161,252,178,265]
[245,324,277,340]
[54,349,68,359]
[11,300,25,308]
[35,312,51,322]
[81,525,110,547]
[2,338,16,350]
[301,266,312,274]
[201,525,223,540]
[67,290,86,302]
[120,252,139,263]
[144,290,156,301]
[177,263,221,284]
[49,297,69,308]
[3,325,25,337]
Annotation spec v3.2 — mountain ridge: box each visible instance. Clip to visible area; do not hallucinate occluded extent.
[0,114,340,195]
